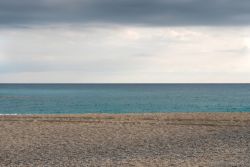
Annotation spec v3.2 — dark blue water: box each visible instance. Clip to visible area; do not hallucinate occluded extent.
[0,84,250,114]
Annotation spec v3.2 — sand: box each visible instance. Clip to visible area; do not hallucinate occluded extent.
[0,113,250,167]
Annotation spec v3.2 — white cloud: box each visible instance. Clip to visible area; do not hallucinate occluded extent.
[1,26,250,82]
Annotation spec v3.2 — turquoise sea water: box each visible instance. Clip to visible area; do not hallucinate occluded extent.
[0,84,250,114]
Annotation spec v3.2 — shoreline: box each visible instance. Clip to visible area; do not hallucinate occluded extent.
[1,112,250,124]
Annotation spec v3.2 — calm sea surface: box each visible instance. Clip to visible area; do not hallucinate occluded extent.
[0,84,250,114]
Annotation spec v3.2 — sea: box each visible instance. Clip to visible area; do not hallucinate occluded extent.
[0,84,250,114]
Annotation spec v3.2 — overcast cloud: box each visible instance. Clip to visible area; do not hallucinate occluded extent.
[1,0,250,82]
[1,0,250,26]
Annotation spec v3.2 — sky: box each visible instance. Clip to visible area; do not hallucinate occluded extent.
[1,0,250,83]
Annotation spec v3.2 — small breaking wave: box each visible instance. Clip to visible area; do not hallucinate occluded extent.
[0,96,32,99]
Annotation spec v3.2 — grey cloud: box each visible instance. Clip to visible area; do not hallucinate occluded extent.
[217,47,248,54]
[1,0,250,27]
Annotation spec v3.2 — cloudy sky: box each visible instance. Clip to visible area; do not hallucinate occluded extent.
[1,0,250,83]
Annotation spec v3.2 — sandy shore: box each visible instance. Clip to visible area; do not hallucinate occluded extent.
[1,113,250,166]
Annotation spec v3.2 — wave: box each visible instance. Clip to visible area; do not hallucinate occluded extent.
[0,96,32,99]
[0,113,25,115]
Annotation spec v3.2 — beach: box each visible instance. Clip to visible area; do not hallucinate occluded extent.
[1,113,250,166]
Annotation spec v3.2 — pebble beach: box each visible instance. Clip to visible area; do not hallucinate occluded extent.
[1,113,250,166]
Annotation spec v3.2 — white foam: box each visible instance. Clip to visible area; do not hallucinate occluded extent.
[0,114,18,115]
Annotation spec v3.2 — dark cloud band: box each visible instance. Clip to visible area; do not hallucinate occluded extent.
[1,0,250,26]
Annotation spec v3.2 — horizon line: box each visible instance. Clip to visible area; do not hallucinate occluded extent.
[1,83,250,84]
